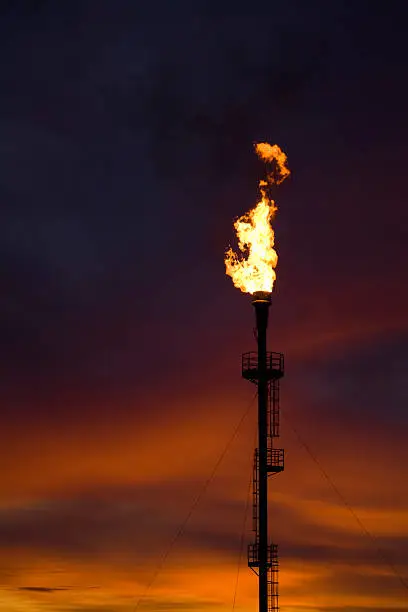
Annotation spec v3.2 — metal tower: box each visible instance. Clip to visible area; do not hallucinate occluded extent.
[242,291,284,612]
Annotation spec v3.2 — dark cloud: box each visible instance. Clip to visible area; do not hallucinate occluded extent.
[0,483,406,570]
[139,600,220,610]
[18,586,70,592]
[290,332,408,426]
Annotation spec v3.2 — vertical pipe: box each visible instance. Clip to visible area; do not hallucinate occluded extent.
[254,295,270,612]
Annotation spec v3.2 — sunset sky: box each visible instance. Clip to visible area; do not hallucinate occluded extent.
[1,2,408,611]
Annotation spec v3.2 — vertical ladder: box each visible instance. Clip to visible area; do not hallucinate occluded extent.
[267,545,279,612]
[252,449,259,544]
[268,379,280,440]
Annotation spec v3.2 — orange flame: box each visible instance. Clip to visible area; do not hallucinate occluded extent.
[255,142,290,184]
[225,142,290,295]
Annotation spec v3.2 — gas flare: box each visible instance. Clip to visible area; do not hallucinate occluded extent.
[225,142,290,295]
[255,142,290,184]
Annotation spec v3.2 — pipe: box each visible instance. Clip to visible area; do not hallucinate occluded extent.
[252,291,271,612]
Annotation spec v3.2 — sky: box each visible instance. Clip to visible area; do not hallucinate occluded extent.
[0,1,408,611]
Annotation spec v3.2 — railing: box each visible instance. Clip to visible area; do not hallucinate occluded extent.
[267,448,284,472]
[242,352,284,380]
[248,543,279,568]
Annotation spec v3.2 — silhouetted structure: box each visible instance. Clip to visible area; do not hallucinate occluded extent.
[242,291,284,612]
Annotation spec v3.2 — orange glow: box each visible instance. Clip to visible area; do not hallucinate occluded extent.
[0,384,407,611]
[0,283,407,612]
[225,142,290,294]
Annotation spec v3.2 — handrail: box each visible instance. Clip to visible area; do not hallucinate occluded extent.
[242,351,284,373]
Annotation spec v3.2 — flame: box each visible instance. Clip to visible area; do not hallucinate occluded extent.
[255,142,290,184]
[225,142,290,295]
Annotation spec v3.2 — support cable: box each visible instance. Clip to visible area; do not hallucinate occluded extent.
[284,412,408,595]
[133,392,258,611]
[232,423,257,610]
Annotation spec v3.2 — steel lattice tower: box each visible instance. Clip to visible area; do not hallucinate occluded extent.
[242,291,284,612]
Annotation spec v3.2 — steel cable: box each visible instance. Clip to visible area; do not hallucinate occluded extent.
[284,412,408,595]
[232,422,257,610]
[133,392,258,611]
